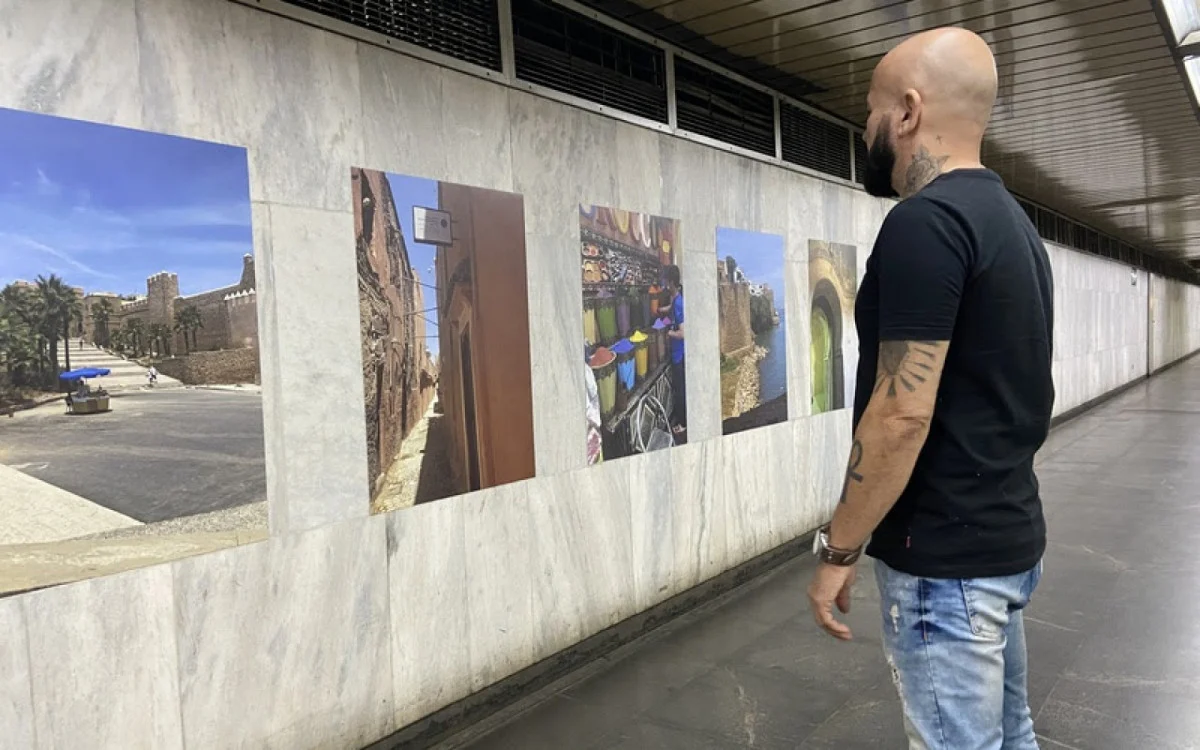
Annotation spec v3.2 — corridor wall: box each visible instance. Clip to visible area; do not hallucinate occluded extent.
[1045,243,1149,416]
[1,1,1198,748]
[1149,274,1200,371]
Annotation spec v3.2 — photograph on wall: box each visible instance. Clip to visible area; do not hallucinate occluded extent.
[581,204,685,465]
[353,168,535,513]
[717,228,788,435]
[0,107,264,593]
[808,240,858,414]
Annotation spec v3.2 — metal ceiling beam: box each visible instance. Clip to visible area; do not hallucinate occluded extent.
[724,0,1142,70]
[609,0,1200,262]
[778,12,1155,71]
[802,42,1169,96]
[717,0,1128,60]
[780,21,1163,79]
[812,52,1177,108]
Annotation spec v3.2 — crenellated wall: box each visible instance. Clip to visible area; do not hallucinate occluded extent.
[0,2,1197,750]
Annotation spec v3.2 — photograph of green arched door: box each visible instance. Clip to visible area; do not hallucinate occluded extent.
[808,240,857,415]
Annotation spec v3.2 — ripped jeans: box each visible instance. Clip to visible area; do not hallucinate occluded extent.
[874,559,1043,750]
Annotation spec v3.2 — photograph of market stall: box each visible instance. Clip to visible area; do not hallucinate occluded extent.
[717,228,788,435]
[581,204,685,465]
[354,168,535,513]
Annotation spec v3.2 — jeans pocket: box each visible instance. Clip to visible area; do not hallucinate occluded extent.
[960,580,1005,641]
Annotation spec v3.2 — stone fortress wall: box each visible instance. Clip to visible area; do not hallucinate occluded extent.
[82,255,258,356]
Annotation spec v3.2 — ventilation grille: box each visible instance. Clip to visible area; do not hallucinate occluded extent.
[853,136,867,185]
[279,0,502,70]
[674,58,775,156]
[1024,200,1150,266]
[780,102,852,181]
[512,0,668,122]
[1016,198,1037,226]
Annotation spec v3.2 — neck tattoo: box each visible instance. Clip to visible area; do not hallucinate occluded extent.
[902,145,950,198]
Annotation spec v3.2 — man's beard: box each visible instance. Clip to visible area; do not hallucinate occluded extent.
[862,126,899,199]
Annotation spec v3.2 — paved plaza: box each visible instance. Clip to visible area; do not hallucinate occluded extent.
[0,388,266,526]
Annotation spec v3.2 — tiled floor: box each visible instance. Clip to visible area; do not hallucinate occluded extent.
[451,356,1200,750]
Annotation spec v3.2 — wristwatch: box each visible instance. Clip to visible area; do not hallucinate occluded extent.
[812,524,864,566]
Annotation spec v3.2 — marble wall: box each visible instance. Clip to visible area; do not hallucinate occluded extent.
[1046,243,1150,415]
[1,1,1198,748]
[1150,274,1200,372]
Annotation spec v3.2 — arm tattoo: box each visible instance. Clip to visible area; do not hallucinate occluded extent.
[874,341,939,398]
[838,439,864,504]
[902,145,949,197]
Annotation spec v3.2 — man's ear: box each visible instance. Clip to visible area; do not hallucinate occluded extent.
[898,89,923,136]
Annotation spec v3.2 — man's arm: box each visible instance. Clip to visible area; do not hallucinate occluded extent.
[807,197,968,641]
[827,338,949,551]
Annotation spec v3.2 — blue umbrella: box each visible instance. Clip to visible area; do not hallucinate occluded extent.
[60,367,112,381]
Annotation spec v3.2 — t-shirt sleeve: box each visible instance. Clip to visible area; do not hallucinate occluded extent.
[875,198,971,341]
[674,294,685,326]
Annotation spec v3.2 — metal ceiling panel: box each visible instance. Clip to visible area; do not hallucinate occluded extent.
[597,0,1200,260]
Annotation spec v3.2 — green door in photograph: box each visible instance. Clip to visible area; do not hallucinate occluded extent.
[811,308,833,413]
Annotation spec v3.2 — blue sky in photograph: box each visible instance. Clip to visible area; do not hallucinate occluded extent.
[0,106,252,297]
[385,172,441,358]
[717,227,786,312]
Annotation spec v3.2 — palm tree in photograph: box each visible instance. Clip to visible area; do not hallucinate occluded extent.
[124,318,147,358]
[34,274,80,375]
[92,298,114,348]
[149,323,173,358]
[0,292,41,388]
[0,285,37,376]
[175,305,203,354]
[109,327,129,356]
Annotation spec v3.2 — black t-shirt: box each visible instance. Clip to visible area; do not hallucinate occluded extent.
[854,169,1055,579]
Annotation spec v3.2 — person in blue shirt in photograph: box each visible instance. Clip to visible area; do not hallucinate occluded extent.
[663,264,686,440]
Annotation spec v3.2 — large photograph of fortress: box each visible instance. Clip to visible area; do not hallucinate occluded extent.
[0,107,266,594]
[353,168,535,513]
[717,228,788,435]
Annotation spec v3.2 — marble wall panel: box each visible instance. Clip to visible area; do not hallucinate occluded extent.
[25,567,183,749]
[174,519,391,749]
[670,438,727,592]
[683,243,721,443]
[0,0,141,127]
[263,204,369,532]
[388,501,471,727]
[0,598,34,749]
[527,460,635,661]
[463,482,535,692]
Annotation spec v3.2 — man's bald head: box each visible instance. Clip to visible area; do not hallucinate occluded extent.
[861,27,998,198]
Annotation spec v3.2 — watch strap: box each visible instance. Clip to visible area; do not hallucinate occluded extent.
[814,524,863,566]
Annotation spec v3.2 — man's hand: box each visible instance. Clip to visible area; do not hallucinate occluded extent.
[807,563,858,641]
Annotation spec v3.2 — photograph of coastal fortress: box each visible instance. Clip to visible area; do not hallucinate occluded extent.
[717,228,788,435]
[809,239,858,414]
[353,168,534,513]
[0,107,265,594]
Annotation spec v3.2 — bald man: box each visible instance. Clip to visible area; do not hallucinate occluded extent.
[806,27,1054,749]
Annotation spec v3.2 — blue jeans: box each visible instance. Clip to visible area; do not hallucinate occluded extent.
[874,559,1043,750]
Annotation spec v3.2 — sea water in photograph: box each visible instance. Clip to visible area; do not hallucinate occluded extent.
[353,168,535,513]
[581,205,685,465]
[0,106,265,594]
[717,228,788,435]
